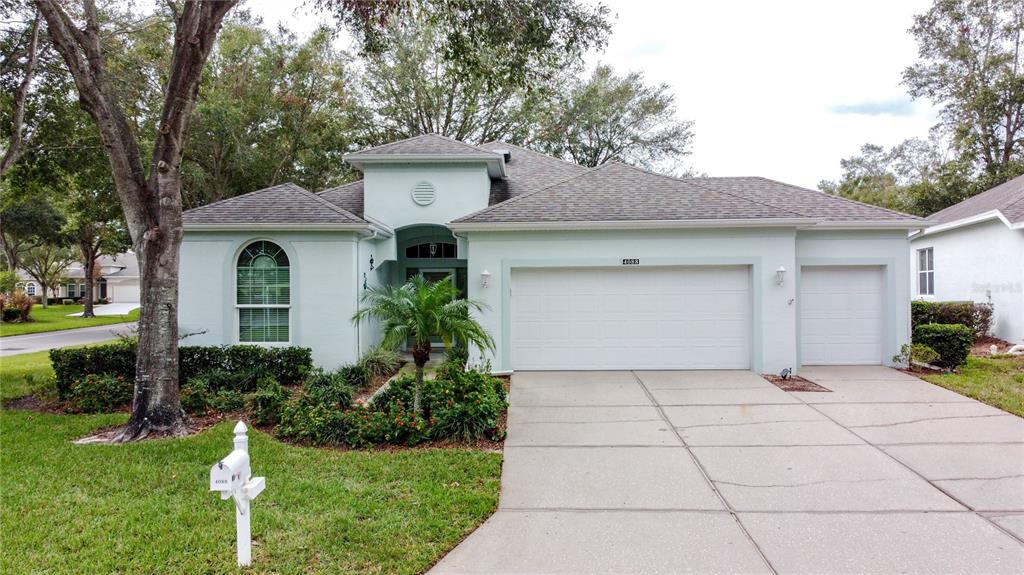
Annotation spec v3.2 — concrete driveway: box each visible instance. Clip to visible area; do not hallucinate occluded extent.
[431,367,1024,574]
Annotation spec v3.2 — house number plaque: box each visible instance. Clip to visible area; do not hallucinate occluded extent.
[622,258,640,265]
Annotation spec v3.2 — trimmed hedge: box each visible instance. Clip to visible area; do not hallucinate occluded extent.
[912,323,973,369]
[50,343,312,399]
[911,300,993,338]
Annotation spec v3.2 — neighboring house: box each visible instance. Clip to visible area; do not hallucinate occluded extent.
[179,134,926,372]
[15,253,140,303]
[909,174,1024,343]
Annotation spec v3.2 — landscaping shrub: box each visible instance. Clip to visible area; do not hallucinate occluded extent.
[371,373,416,411]
[340,404,431,448]
[180,378,212,415]
[2,307,19,322]
[358,346,401,377]
[68,374,132,413]
[7,290,34,322]
[208,389,246,413]
[338,363,372,391]
[893,343,942,366]
[429,368,507,441]
[910,300,994,338]
[51,343,136,399]
[913,323,974,369]
[51,344,313,395]
[304,368,355,410]
[248,377,288,425]
[277,397,345,445]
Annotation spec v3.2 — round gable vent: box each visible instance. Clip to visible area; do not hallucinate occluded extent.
[411,181,436,206]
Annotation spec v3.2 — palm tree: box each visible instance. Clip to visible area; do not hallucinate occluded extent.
[353,275,494,412]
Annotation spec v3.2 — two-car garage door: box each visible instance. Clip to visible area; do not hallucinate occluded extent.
[511,266,751,370]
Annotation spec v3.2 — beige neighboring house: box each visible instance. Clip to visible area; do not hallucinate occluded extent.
[15,252,140,303]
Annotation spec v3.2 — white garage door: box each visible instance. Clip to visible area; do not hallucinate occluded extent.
[511,266,751,370]
[800,266,883,365]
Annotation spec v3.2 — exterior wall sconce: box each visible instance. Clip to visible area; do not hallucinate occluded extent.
[775,266,786,286]
[480,269,491,288]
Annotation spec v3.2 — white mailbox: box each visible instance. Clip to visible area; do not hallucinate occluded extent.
[209,421,265,566]
[210,450,249,497]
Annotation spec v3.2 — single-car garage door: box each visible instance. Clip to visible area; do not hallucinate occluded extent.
[511,266,751,370]
[800,266,883,365]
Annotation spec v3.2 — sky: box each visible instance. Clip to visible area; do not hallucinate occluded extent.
[246,0,939,190]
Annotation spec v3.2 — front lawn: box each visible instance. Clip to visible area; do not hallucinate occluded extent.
[0,304,139,337]
[0,411,501,574]
[0,340,118,401]
[919,355,1024,417]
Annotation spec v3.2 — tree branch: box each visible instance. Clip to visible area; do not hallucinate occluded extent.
[0,13,41,176]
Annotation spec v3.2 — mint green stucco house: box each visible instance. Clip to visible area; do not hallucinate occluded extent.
[180,134,927,374]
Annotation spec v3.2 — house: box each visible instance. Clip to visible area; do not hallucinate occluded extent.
[15,253,140,303]
[179,134,926,373]
[909,174,1024,343]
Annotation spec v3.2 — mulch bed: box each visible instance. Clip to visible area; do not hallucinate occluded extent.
[972,335,1014,357]
[761,374,831,392]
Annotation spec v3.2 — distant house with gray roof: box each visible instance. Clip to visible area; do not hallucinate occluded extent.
[179,133,926,372]
[910,174,1024,343]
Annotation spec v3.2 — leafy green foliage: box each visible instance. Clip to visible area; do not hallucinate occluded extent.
[911,300,994,338]
[68,374,132,413]
[247,377,289,425]
[912,323,974,368]
[893,342,941,365]
[50,344,313,396]
[358,345,402,377]
[534,65,694,172]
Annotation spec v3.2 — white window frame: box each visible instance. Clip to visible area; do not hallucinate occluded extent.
[235,240,292,345]
[25,282,36,296]
[917,247,934,296]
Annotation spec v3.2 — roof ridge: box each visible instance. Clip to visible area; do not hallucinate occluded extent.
[351,133,494,156]
[609,161,806,219]
[317,180,363,195]
[478,141,588,171]
[751,176,923,220]
[183,182,307,214]
[451,161,604,223]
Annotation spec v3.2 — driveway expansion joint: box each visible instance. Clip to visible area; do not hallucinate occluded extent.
[630,370,781,575]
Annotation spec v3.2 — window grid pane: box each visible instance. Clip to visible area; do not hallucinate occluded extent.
[237,267,290,305]
[239,308,289,342]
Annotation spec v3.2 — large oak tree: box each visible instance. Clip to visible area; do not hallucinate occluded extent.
[35,0,239,440]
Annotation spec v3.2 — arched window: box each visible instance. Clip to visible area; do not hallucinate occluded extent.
[405,241,456,259]
[236,241,290,343]
[25,282,36,296]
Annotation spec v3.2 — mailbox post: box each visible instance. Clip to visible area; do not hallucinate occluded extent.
[210,421,266,566]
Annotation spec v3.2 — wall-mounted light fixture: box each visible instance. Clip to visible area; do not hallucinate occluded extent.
[480,269,491,288]
[775,266,786,286]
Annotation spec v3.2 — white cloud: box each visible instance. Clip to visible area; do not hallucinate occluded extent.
[243,0,939,188]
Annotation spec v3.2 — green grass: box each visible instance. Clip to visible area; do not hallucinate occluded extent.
[920,355,1024,417]
[0,304,138,337]
[0,350,57,401]
[0,411,502,574]
[0,339,117,401]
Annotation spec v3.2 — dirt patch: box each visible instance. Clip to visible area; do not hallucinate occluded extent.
[761,374,831,392]
[972,335,1015,357]
[2,394,67,413]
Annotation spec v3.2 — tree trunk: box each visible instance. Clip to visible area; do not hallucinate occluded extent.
[39,280,48,308]
[411,341,432,414]
[82,254,95,317]
[116,208,184,440]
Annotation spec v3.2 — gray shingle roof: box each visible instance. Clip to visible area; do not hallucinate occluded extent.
[477,141,589,205]
[690,177,924,222]
[926,174,1024,225]
[317,180,364,217]
[183,183,365,226]
[346,133,498,157]
[453,161,810,224]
